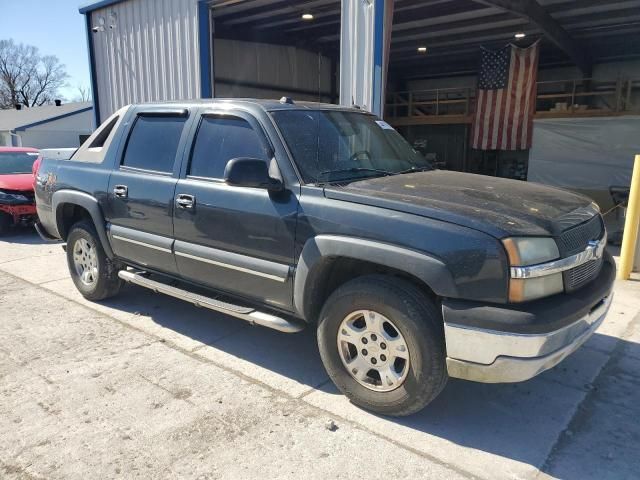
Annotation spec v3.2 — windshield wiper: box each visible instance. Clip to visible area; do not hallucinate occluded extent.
[394,166,433,176]
[316,167,394,183]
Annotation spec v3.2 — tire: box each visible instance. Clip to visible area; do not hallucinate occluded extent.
[0,212,12,235]
[66,220,123,301]
[317,275,447,416]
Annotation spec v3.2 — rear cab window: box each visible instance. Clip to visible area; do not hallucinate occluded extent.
[188,114,270,180]
[121,114,188,174]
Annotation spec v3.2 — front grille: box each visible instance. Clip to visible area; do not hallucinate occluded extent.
[557,214,605,291]
[558,215,604,256]
[564,258,603,292]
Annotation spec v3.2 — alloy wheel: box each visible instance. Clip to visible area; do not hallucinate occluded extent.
[72,238,99,287]
[337,310,411,392]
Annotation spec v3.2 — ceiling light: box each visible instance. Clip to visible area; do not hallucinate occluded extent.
[301,13,314,20]
[514,32,526,39]
[417,46,428,53]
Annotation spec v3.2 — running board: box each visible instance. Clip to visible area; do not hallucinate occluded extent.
[118,270,304,333]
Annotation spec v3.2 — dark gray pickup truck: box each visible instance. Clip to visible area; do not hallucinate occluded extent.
[34,99,615,416]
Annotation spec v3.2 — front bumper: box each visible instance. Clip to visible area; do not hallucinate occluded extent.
[0,203,37,219]
[443,251,615,383]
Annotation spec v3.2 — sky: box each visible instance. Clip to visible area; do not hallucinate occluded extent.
[0,0,91,101]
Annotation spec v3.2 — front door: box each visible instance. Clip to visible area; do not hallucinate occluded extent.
[172,110,298,310]
[106,109,191,275]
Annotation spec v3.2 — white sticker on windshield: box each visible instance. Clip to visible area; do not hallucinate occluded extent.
[375,120,394,130]
[26,152,39,156]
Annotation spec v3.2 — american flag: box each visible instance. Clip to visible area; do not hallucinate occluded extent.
[471,41,540,151]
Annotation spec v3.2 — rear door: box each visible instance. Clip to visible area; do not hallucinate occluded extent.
[106,108,192,274]
[172,109,298,310]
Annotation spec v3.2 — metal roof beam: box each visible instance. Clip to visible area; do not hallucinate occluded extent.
[391,24,541,53]
[389,14,526,48]
[214,0,338,24]
[472,0,591,73]
[316,4,502,43]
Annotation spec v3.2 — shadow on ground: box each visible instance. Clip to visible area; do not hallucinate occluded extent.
[0,227,55,245]
[95,275,640,479]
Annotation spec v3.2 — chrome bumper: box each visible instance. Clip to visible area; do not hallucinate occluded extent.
[445,293,613,383]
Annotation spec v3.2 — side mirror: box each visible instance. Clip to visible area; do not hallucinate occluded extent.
[224,157,283,192]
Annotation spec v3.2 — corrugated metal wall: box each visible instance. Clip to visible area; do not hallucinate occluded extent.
[214,39,332,102]
[339,0,391,116]
[340,0,376,112]
[90,0,201,122]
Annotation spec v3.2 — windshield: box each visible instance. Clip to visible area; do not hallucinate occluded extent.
[272,110,432,183]
[0,152,39,175]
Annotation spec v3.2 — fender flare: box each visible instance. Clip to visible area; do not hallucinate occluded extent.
[52,190,114,259]
[293,235,458,321]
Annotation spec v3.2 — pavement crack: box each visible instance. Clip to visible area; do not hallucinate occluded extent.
[298,378,333,399]
[1,457,47,480]
[138,373,195,405]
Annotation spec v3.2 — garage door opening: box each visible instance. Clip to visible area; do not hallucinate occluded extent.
[384,0,640,186]
[209,1,341,103]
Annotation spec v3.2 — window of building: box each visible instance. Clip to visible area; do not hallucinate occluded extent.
[188,115,269,179]
[122,115,186,173]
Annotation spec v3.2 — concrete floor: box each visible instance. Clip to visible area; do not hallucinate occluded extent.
[0,229,639,480]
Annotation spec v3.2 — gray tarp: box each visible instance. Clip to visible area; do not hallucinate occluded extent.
[528,116,640,197]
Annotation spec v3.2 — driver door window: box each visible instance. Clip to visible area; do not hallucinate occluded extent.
[188,116,269,180]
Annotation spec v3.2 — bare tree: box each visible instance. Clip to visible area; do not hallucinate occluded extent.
[0,39,68,109]
[73,84,92,103]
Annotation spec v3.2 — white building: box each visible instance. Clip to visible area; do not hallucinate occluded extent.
[0,102,94,148]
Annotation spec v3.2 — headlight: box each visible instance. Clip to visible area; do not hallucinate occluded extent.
[502,237,563,302]
[502,237,559,266]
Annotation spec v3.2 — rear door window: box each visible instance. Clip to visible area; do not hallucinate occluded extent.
[188,115,269,180]
[122,115,187,173]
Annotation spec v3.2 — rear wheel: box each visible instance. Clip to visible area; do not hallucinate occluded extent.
[317,275,447,416]
[66,221,122,300]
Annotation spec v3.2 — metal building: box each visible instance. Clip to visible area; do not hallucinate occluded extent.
[80,0,389,126]
[78,0,640,239]
[79,0,639,194]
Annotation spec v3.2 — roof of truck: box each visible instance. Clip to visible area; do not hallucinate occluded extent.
[127,98,368,114]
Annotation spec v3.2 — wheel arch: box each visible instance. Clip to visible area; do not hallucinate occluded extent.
[52,190,114,259]
[293,235,458,323]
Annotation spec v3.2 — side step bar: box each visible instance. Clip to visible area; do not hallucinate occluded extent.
[118,270,304,334]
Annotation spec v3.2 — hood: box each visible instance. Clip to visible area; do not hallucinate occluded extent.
[323,170,594,238]
[0,173,35,192]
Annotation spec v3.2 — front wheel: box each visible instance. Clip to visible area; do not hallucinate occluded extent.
[66,221,122,301]
[317,275,447,416]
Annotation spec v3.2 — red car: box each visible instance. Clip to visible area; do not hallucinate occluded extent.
[0,147,41,234]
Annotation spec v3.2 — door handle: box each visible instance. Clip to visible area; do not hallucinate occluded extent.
[113,185,128,198]
[176,194,195,209]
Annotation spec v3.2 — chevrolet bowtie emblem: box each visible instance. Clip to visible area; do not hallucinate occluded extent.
[587,239,605,260]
